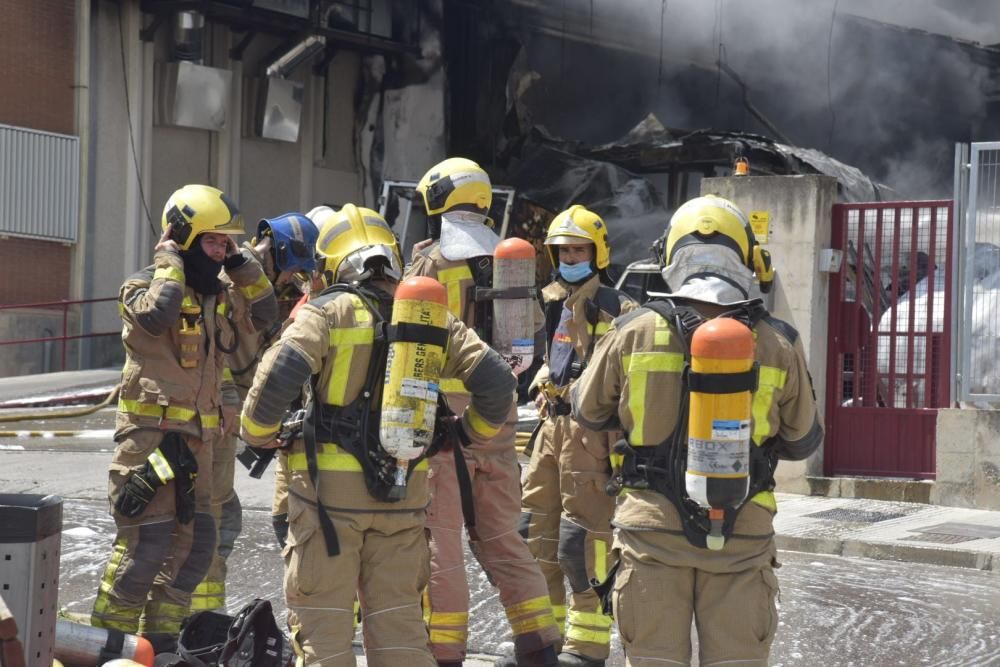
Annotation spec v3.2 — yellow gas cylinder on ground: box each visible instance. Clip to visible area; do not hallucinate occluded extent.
[491,237,537,375]
[380,276,449,499]
[685,317,756,550]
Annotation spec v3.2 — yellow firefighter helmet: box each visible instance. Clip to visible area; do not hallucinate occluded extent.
[315,203,402,284]
[662,195,774,291]
[416,157,492,216]
[543,204,611,270]
[161,184,244,251]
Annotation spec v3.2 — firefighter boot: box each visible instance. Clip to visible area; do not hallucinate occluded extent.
[495,645,559,667]
[558,651,605,667]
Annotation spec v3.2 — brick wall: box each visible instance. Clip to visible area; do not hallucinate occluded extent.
[0,0,77,134]
[0,236,71,305]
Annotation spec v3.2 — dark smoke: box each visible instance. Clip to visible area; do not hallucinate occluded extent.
[502,0,1000,198]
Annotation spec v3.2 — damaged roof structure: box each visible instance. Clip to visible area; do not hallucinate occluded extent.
[415,1,1000,269]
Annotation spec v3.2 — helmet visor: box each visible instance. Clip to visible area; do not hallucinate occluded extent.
[337,245,402,283]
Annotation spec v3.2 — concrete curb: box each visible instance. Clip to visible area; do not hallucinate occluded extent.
[777,534,999,571]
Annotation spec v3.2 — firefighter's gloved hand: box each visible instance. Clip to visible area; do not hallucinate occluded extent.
[272,513,289,549]
[115,465,163,518]
[167,434,199,524]
[115,437,183,518]
[435,415,471,452]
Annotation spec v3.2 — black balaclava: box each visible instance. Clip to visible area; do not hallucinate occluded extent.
[181,241,224,295]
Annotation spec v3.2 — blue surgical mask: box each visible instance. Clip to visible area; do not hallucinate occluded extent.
[559,261,594,284]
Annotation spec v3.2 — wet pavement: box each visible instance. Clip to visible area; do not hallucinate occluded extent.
[2,371,1000,665]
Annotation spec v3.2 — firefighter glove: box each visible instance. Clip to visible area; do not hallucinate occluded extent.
[169,434,199,524]
[115,434,187,518]
[272,512,289,549]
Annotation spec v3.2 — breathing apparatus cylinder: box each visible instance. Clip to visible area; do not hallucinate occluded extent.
[53,619,155,666]
[685,317,755,551]
[491,237,537,375]
[379,277,449,499]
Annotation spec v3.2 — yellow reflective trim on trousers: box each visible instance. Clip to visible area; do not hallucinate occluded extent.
[510,611,559,636]
[153,266,185,283]
[240,272,272,301]
[288,443,429,473]
[594,538,608,581]
[438,265,473,318]
[553,603,567,625]
[751,489,777,512]
[429,629,468,644]
[141,599,189,634]
[148,449,175,484]
[566,624,611,644]
[567,609,612,630]
[505,595,553,619]
[752,365,787,446]
[242,413,280,439]
[624,352,684,445]
[429,611,469,626]
[465,405,501,438]
[93,537,135,627]
[118,399,218,428]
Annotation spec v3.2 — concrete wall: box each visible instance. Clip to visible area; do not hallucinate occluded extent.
[933,408,1000,510]
[75,8,367,373]
[701,175,838,493]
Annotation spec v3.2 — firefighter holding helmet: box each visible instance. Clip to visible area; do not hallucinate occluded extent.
[407,157,561,667]
[240,204,518,665]
[189,211,320,613]
[520,205,636,667]
[571,194,821,665]
[91,184,278,650]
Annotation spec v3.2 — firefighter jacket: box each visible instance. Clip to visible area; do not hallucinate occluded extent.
[227,241,305,402]
[116,248,278,440]
[570,304,822,549]
[239,286,517,512]
[529,275,636,398]
[408,241,544,395]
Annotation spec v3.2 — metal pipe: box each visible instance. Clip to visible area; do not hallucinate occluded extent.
[172,10,205,63]
[265,35,326,78]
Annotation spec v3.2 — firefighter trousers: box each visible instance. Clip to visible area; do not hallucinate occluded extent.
[190,432,242,612]
[611,506,780,666]
[519,413,615,660]
[284,492,435,666]
[425,395,560,662]
[92,428,217,636]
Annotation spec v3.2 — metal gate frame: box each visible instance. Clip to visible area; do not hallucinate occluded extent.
[825,201,953,479]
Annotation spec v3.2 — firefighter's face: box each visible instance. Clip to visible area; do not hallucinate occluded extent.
[558,243,595,265]
[199,233,230,262]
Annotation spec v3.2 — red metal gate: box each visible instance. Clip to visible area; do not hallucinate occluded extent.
[825,201,953,479]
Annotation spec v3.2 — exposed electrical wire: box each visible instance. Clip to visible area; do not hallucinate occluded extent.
[827,0,840,151]
[117,2,155,236]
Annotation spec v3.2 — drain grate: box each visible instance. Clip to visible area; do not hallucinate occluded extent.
[805,508,909,524]
[901,532,979,544]
[912,522,1000,540]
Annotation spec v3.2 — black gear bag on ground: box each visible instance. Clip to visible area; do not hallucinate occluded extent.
[173,599,292,666]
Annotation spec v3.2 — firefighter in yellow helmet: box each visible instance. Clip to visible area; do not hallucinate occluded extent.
[571,194,820,665]
[518,205,635,667]
[240,204,518,665]
[407,158,561,667]
[190,212,321,613]
[91,185,278,651]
